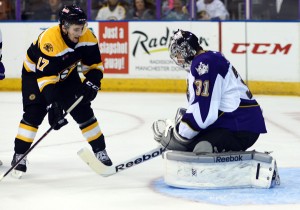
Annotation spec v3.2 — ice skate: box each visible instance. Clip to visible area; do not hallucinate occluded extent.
[11,153,27,179]
[95,149,112,166]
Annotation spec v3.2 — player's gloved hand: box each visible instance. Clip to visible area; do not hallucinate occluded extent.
[152,119,172,143]
[160,125,189,151]
[152,119,188,151]
[77,79,100,103]
[47,102,68,130]
[0,61,5,80]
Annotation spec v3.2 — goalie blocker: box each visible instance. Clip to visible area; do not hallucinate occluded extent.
[163,150,280,189]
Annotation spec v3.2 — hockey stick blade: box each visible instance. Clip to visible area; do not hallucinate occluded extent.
[77,147,114,176]
[78,145,166,177]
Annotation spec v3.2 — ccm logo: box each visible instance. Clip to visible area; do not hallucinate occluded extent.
[231,43,292,54]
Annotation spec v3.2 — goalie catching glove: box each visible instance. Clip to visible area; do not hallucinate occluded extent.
[152,108,189,151]
[47,102,68,130]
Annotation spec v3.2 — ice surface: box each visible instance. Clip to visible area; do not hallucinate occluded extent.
[0,92,299,210]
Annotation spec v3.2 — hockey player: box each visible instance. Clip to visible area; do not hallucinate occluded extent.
[11,4,112,175]
[153,29,267,154]
[0,28,5,80]
[0,28,4,166]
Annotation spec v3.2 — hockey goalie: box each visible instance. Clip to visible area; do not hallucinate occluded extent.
[152,29,280,189]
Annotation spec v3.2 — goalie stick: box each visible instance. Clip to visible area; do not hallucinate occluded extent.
[0,95,84,181]
[78,145,166,177]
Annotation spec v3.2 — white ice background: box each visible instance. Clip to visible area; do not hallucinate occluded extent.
[0,92,300,210]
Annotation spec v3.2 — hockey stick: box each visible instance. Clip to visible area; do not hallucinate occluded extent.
[78,145,166,177]
[0,95,84,181]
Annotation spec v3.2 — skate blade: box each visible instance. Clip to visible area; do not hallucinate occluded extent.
[11,169,24,179]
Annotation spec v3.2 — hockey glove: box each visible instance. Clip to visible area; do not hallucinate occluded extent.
[160,126,189,151]
[152,119,188,151]
[47,102,68,130]
[77,79,100,103]
[0,62,5,80]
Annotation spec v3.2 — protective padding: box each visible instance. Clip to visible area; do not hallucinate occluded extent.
[163,150,277,189]
[23,105,47,126]
[193,141,213,153]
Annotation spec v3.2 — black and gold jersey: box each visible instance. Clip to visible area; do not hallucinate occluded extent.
[23,25,104,101]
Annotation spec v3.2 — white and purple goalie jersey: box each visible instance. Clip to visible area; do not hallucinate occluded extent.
[178,51,267,140]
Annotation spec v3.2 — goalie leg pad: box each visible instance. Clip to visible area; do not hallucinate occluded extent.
[162,150,280,189]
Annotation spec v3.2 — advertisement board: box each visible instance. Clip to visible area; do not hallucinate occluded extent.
[127,21,219,79]
[0,21,299,94]
[98,22,129,74]
[222,22,300,82]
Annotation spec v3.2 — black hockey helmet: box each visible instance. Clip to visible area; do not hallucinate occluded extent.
[169,29,202,71]
[59,4,87,27]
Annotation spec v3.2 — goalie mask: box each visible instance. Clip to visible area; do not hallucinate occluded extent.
[169,30,202,71]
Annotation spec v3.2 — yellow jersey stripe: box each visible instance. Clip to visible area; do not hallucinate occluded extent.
[19,123,38,132]
[16,134,34,143]
[81,121,99,133]
[37,75,59,91]
[87,132,102,142]
[82,62,104,75]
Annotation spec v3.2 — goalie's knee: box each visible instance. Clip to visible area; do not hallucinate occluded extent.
[193,141,213,154]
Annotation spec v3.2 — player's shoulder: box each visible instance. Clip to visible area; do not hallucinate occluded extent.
[37,25,69,57]
[191,51,228,76]
[194,51,215,63]
[117,4,126,11]
[197,51,226,63]
[99,5,109,11]
[78,28,98,45]
[214,0,226,6]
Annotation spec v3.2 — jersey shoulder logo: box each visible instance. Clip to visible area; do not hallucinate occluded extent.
[43,43,53,53]
[39,26,68,57]
[196,62,209,76]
